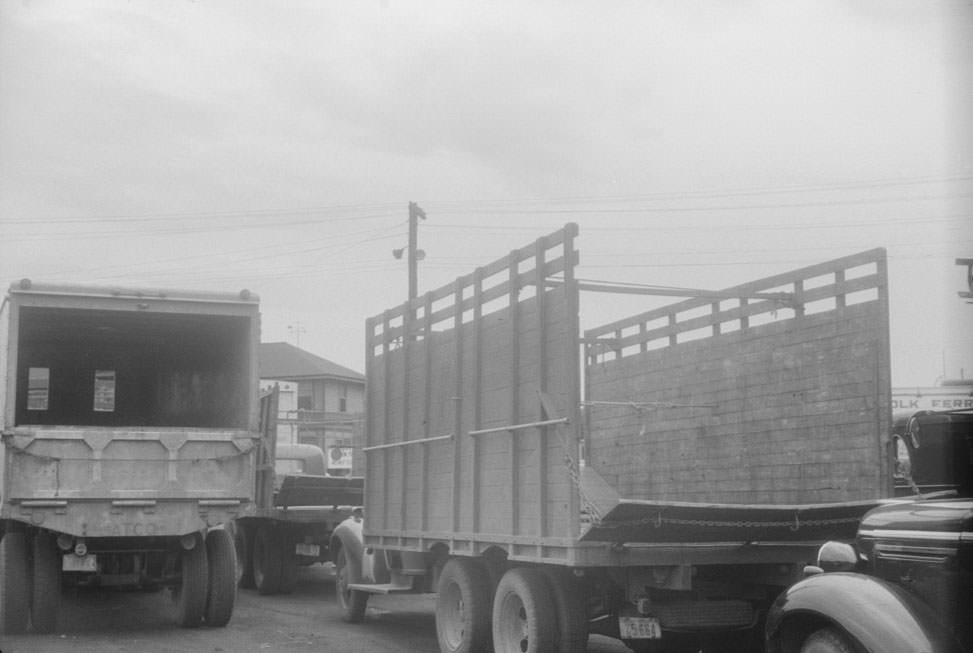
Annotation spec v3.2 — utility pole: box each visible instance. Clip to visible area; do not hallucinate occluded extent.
[957,258,972,303]
[408,202,426,300]
[288,322,306,347]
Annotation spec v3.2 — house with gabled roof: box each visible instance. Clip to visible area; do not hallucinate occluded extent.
[259,342,364,474]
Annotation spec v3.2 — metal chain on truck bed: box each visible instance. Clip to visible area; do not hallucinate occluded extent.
[589,511,865,532]
[537,391,606,525]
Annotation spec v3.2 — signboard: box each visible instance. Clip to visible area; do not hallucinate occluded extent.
[327,446,352,470]
[27,367,49,411]
[892,387,973,412]
[93,369,116,412]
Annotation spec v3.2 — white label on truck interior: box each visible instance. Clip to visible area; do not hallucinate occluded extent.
[619,617,662,639]
[27,367,50,410]
[93,369,116,412]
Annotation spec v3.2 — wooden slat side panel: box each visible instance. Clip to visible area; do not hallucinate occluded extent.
[586,300,891,504]
[364,224,581,547]
[586,248,886,356]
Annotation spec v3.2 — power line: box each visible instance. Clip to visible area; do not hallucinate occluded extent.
[0,203,402,226]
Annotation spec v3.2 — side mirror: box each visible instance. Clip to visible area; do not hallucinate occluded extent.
[816,541,858,572]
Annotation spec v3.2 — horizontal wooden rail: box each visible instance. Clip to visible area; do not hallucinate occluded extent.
[468,417,570,437]
[362,433,453,452]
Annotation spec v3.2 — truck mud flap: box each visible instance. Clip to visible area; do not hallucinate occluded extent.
[579,499,881,544]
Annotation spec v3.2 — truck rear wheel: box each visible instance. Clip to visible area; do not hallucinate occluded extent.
[30,531,61,633]
[492,568,556,653]
[0,531,29,634]
[435,558,492,653]
[204,529,236,627]
[252,525,283,595]
[539,567,587,653]
[335,548,368,623]
[277,533,297,595]
[173,538,209,628]
[230,521,255,589]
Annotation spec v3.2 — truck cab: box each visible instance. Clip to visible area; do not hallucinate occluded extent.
[766,408,973,653]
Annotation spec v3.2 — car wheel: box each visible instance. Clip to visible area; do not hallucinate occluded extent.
[800,627,856,653]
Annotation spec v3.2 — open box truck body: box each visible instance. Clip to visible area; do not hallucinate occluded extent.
[332,224,893,653]
[0,281,260,633]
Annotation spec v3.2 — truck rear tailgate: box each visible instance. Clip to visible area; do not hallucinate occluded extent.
[3,426,254,536]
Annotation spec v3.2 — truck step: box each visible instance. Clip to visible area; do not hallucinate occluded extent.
[347,582,415,595]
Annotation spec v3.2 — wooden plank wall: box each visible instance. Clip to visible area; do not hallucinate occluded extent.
[363,224,582,549]
[584,249,892,505]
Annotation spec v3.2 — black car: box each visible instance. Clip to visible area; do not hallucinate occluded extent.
[765,409,973,653]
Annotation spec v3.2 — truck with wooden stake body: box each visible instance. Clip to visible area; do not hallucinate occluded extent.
[330,223,894,653]
[0,280,260,633]
[230,385,363,596]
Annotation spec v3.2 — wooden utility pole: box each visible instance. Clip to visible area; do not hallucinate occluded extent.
[408,202,426,300]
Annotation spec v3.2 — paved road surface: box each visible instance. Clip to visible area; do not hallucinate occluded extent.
[0,565,633,653]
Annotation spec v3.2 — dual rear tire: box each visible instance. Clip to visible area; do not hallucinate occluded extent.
[173,529,238,628]
[251,525,296,595]
[433,560,588,653]
[0,531,30,634]
[0,530,62,635]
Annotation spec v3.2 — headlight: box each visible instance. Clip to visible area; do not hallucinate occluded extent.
[816,541,858,572]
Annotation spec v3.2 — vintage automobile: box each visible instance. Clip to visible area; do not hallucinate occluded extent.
[765,408,972,653]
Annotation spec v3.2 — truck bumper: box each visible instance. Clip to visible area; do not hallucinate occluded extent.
[8,498,247,537]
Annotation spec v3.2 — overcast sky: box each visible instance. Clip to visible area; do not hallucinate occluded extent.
[1,0,971,387]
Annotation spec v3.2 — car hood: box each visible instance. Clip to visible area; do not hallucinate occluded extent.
[860,498,973,535]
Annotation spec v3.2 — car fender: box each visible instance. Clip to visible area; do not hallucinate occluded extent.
[330,516,364,565]
[766,572,956,653]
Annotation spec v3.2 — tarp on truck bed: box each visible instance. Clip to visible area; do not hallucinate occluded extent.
[579,498,881,544]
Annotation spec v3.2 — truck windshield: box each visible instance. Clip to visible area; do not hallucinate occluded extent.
[908,414,973,497]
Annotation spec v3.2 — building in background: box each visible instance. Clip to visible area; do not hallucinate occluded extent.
[259,342,364,476]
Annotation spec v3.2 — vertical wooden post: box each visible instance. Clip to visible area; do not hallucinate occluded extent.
[794,280,805,318]
[364,317,375,526]
[471,269,484,535]
[508,254,521,536]
[381,310,393,531]
[420,292,433,531]
[451,280,465,533]
[563,224,581,539]
[534,239,548,542]
[874,252,892,496]
[400,301,412,531]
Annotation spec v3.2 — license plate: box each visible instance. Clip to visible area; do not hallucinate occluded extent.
[619,616,662,639]
[295,543,320,557]
[62,553,97,572]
